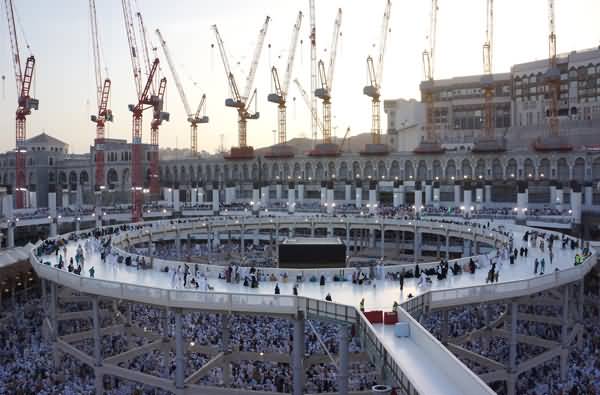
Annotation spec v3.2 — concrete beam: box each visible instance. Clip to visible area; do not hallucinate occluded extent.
[103,339,164,365]
[184,352,225,384]
[446,343,505,371]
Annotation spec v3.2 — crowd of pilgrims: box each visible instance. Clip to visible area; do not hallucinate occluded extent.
[421,275,600,395]
[0,289,377,394]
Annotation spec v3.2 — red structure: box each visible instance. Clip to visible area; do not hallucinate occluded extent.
[4,0,38,208]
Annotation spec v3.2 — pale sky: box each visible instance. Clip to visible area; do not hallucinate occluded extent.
[0,0,599,154]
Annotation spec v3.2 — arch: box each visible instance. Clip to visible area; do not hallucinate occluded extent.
[242,164,249,181]
[205,165,212,182]
[327,161,336,179]
[364,161,374,178]
[261,163,269,180]
[197,165,203,182]
[315,162,324,180]
[68,171,78,186]
[80,171,89,185]
[58,171,67,186]
[352,161,361,179]
[106,168,118,186]
[377,161,387,180]
[475,159,485,179]
[338,162,348,180]
[284,163,291,180]
[213,165,221,182]
[173,166,179,182]
[293,163,302,179]
[121,168,130,189]
[305,162,313,180]
[390,161,400,178]
[592,157,600,181]
[164,167,172,182]
[432,160,442,180]
[461,159,472,179]
[445,160,456,180]
[557,158,569,182]
[538,158,550,179]
[524,158,535,179]
[272,163,280,180]
[189,166,195,182]
[231,164,240,181]
[405,161,414,180]
[251,164,259,180]
[492,159,503,180]
[417,160,427,180]
[572,157,585,183]
[506,159,517,179]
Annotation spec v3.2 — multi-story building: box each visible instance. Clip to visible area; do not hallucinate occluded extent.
[384,46,600,151]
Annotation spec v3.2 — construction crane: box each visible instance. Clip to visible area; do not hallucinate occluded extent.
[363,0,391,152]
[314,8,342,146]
[156,29,208,156]
[4,0,38,209]
[534,0,570,151]
[213,16,270,157]
[122,0,164,222]
[415,0,444,154]
[89,0,113,190]
[268,11,303,146]
[309,0,318,146]
[294,78,323,133]
[473,0,505,153]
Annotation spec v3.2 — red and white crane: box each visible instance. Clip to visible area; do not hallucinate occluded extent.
[363,0,392,151]
[268,11,303,146]
[122,0,165,221]
[293,78,323,133]
[4,0,38,208]
[156,28,208,157]
[212,16,270,158]
[89,0,113,190]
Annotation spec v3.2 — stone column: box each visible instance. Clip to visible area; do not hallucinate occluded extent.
[261,184,270,207]
[484,181,492,205]
[173,184,181,214]
[555,185,564,211]
[368,181,377,214]
[198,185,205,204]
[355,181,363,209]
[276,182,283,201]
[560,286,569,381]
[212,182,220,214]
[344,182,352,204]
[424,181,432,206]
[29,186,38,209]
[550,183,557,207]
[288,182,296,214]
[414,181,423,216]
[327,181,335,214]
[584,182,593,210]
[320,182,327,205]
[164,187,173,206]
[61,186,69,208]
[516,181,527,223]
[475,184,484,210]
[453,181,461,207]
[392,180,401,208]
[293,312,305,395]
[463,182,472,218]
[191,183,197,206]
[571,182,582,234]
[433,181,440,209]
[252,184,260,214]
[413,228,421,262]
[297,183,305,204]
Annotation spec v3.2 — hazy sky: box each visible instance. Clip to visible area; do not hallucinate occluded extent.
[1,0,599,154]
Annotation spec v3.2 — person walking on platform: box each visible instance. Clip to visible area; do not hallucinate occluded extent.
[399,272,404,291]
[360,298,365,312]
[534,258,539,274]
[540,258,545,275]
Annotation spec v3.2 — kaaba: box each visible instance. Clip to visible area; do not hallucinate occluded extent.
[278,237,346,268]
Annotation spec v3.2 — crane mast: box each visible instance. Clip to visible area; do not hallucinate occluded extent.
[213,17,270,156]
[415,0,444,154]
[363,0,391,148]
[149,75,168,196]
[309,0,318,146]
[315,8,342,146]
[4,0,38,208]
[268,11,303,146]
[89,0,113,189]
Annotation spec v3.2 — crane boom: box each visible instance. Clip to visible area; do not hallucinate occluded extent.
[212,25,239,102]
[294,78,323,132]
[89,0,103,105]
[156,28,192,116]
[136,11,152,79]
[121,0,142,98]
[243,16,271,101]
[376,0,391,86]
[4,0,22,93]
[326,9,342,92]
[282,11,303,95]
